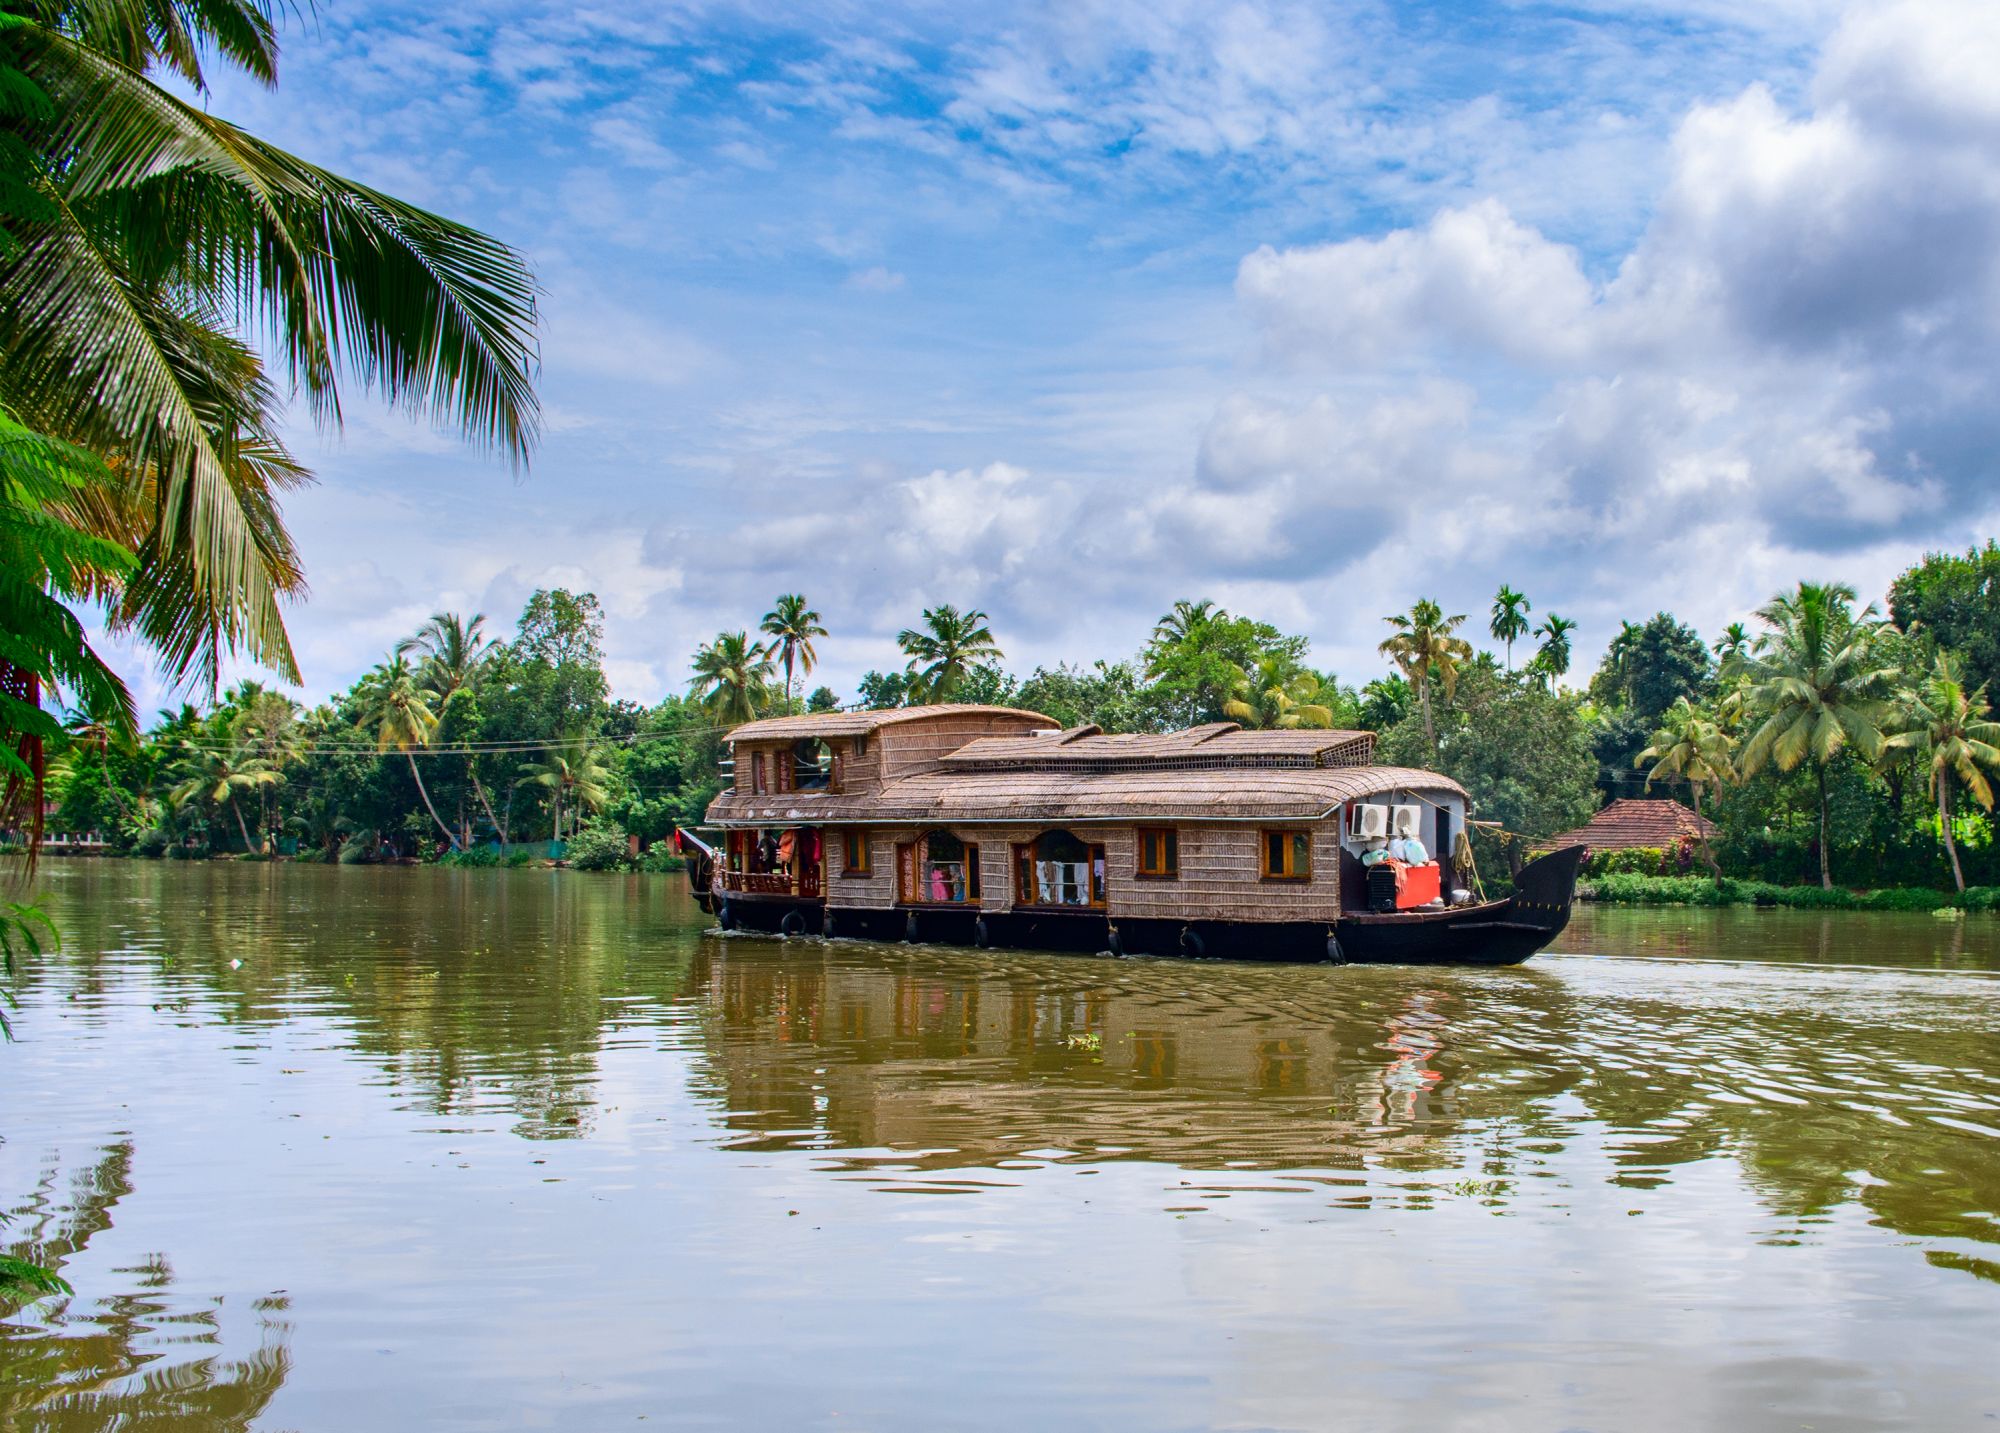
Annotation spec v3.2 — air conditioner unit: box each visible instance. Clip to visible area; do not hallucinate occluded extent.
[1353,803,1389,839]
[1392,804,1422,837]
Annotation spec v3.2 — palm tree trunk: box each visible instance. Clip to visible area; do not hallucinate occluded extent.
[1693,786,1721,881]
[406,752,460,851]
[1816,765,1832,890]
[786,648,796,707]
[1939,775,1965,893]
[1419,677,1436,758]
[230,799,254,855]
[470,766,504,845]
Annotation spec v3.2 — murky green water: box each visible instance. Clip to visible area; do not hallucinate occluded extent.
[4,862,1998,1431]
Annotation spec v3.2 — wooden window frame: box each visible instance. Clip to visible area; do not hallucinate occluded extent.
[1014,834,1108,908]
[841,829,872,876]
[1134,827,1179,880]
[750,752,767,794]
[899,833,979,905]
[1261,828,1312,881]
[774,747,792,793]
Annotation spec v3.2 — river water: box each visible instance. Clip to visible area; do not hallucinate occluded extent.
[3,860,1998,1431]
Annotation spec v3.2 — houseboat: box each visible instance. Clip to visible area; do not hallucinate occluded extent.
[680,705,1584,966]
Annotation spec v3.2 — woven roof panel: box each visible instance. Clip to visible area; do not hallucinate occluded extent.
[709,764,1464,825]
[724,704,1059,742]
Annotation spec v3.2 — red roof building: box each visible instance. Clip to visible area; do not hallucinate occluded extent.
[1548,797,1716,852]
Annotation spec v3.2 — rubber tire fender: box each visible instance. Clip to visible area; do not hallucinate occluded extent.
[780,909,806,938]
[1326,932,1347,965]
[1179,926,1206,958]
[905,911,920,944]
[717,900,737,932]
[821,909,835,939]
[1106,926,1124,958]
[974,917,992,948]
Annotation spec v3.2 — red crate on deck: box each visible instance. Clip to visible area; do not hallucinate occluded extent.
[1396,862,1441,909]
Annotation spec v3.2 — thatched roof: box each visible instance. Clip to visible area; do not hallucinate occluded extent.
[944,724,1374,769]
[1548,797,1716,851]
[711,763,1463,826]
[724,704,1059,742]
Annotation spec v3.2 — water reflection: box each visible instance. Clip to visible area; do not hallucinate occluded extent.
[7,861,2000,1428]
[688,936,2000,1275]
[1,1144,292,1430]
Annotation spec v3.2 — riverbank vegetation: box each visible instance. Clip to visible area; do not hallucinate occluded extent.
[30,541,2000,898]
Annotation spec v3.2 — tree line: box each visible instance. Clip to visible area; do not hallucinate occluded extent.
[45,541,1995,894]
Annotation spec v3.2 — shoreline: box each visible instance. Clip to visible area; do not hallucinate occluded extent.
[1579,873,1999,912]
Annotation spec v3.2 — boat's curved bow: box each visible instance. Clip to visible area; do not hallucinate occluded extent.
[1335,844,1587,966]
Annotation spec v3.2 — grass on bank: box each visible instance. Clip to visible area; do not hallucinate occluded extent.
[1579,873,2000,911]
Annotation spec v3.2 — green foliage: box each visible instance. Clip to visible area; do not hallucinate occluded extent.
[1144,601,1311,728]
[856,669,911,708]
[639,844,687,873]
[1590,613,1713,725]
[806,686,839,712]
[1378,660,1598,888]
[0,1251,72,1302]
[1889,541,2000,699]
[565,822,632,871]
[0,0,540,689]
[897,604,1003,702]
[435,844,500,868]
[0,898,57,1039]
[1581,875,1965,910]
[1585,846,1697,878]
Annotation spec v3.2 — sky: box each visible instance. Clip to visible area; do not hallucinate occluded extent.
[98,0,2000,712]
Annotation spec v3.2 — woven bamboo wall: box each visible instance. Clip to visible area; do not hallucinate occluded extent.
[880,714,1051,779]
[826,824,911,909]
[1101,823,1343,922]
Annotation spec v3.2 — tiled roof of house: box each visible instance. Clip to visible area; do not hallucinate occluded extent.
[1548,797,1717,851]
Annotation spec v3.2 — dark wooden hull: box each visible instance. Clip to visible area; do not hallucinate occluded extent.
[710,846,1586,967]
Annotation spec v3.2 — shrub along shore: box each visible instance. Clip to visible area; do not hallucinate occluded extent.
[1580,873,2000,911]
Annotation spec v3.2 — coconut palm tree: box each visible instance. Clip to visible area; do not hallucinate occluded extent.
[1223,657,1335,730]
[759,594,827,707]
[523,742,612,843]
[0,0,539,694]
[1636,697,1736,878]
[167,742,277,854]
[0,406,135,854]
[690,632,775,725]
[1489,585,1532,672]
[395,611,505,838]
[1714,622,1751,668]
[898,604,1003,702]
[1737,582,1900,889]
[229,685,301,849]
[1149,598,1225,651]
[1885,652,2000,892]
[397,612,497,705]
[1378,599,1473,758]
[354,655,458,851]
[1531,613,1577,683]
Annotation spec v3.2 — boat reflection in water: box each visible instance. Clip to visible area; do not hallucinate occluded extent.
[686,931,2000,1275]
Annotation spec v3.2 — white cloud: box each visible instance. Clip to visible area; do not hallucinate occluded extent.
[846,265,907,293]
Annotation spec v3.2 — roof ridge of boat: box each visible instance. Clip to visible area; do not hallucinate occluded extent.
[725,704,1061,740]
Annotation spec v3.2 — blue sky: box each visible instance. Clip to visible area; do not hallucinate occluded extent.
[105,0,2000,710]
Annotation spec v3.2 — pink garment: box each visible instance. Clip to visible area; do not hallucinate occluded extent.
[931,867,949,902]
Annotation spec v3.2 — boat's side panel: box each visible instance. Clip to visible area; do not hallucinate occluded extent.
[827,825,902,909]
[1100,822,1345,924]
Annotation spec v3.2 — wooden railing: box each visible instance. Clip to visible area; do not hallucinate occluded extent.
[721,870,822,898]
